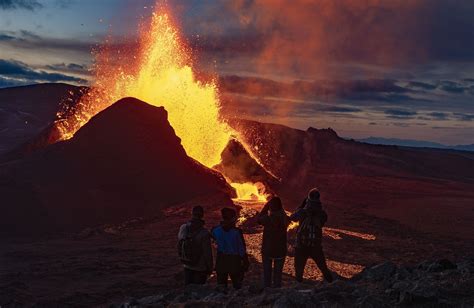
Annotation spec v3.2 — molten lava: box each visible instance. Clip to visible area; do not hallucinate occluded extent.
[56,5,267,201]
[57,11,231,167]
[230,182,268,202]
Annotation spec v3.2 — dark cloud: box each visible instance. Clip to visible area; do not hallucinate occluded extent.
[321,106,361,113]
[219,75,410,103]
[0,30,96,54]
[426,112,449,120]
[0,0,42,10]
[453,113,474,121]
[384,109,417,119]
[45,62,89,75]
[0,33,15,41]
[439,81,466,93]
[0,59,87,85]
[407,81,438,90]
[18,30,41,40]
[0,76,30,87]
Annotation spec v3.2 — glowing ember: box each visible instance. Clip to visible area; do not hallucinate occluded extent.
[57,9,231,168]
[230,182,267,202]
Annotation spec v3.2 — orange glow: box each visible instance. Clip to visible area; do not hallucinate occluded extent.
[230,182,268,202]
[57,9,231,168]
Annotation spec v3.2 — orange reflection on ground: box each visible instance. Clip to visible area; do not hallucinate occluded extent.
[324,227,376,241]
[244,233,365,280]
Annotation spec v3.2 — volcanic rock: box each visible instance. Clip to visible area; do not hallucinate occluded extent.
[214,138,279,191]
[112,259,474,307]
[0,97,232,234]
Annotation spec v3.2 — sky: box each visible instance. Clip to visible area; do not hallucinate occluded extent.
[0,0,473,145]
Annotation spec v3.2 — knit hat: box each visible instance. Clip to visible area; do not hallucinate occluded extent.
[308,188,320,201]
[192,205,204,219]
[221,207,237,221]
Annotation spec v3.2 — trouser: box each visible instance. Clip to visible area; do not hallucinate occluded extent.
[184,268,208,285]
[294,245,333,283]
[263,256,285,288]
[215,254,244,289]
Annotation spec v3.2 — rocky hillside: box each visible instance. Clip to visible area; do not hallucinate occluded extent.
[0,83,84,155]
[0,97,232,234]
[115,259,474,307]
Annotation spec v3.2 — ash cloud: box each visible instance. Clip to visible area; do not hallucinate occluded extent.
[224,0,474,72]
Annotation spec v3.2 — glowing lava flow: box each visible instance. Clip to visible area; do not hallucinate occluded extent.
[57,11,231,168]
[55,6,267,201]
[230,182,267,202]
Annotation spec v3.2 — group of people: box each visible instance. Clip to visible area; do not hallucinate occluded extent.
[177,188,333,289]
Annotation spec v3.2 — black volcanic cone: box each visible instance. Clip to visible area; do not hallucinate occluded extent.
[0,97,232,234]
[214,138,278,188]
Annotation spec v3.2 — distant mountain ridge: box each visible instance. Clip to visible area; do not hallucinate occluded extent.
[357,137,474,152]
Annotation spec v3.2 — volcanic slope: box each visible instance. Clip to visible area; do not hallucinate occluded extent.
[229,119,474,241]
[0,83,84,156]
[0,97,232,234]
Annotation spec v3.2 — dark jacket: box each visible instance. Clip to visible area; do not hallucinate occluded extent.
[258,207,289,258]
[290,198,328,246]
[178,218,213,272]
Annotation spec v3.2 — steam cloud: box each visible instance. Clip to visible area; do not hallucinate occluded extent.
[225,0,474,78]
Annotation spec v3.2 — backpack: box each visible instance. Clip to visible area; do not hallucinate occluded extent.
[178,225,202,266]
[297,214,322,247]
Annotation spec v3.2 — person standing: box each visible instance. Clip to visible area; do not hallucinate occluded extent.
[290,188,333,283]
[178,205,213,285]
[211,208,249,290]
[257,196,290,288]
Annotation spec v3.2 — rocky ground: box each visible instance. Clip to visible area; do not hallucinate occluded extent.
[115,259,474,307]
[1,198,473,307]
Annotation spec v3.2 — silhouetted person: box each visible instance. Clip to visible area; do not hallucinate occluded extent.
[257,196,290,288]
[178,206,213,285]
[211,208,249,290]
[290,188,333,283]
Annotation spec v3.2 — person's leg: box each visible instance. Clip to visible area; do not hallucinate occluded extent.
[184,268,193,285]
[273,257,285,287]
[195,271,208,284]
[294,246,309,282]
[216,271,228,288]
[262,256,272,287]
[230,270,244,289]
[311,244,333,283]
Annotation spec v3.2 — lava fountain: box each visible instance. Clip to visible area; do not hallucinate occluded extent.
[56,6,266,201]
[57,11,230,167]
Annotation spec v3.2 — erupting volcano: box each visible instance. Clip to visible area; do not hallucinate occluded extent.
[55,7,266,201]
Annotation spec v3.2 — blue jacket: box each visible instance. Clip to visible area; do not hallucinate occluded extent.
[211,225,246,257]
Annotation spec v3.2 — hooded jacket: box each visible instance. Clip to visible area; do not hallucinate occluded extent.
[290,198,328,225]
[290,198,328,246]
[178,218,213,272]
[257,208,289,258]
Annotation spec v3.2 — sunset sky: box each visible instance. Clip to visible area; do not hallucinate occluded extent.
[1,0,473,144]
